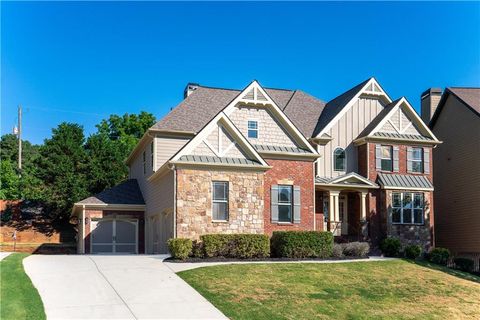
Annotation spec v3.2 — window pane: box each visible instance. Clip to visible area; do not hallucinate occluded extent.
[414,209,423,224]
[381,146,392,158]
[248,129,258,139]
[278,205,292,222]
[403,193,412,209]
[412,161,423,173]
[414,193,423,208]
[392,193,401,207]
[213,202,227,220]
[248,121,258,129]
[381,159,393,171]
[213,182,227,200]
[278,186,292,203]
[412,148,423,160]
[403,209,412,224]
[392,208,401,223]
[334,148,345,171]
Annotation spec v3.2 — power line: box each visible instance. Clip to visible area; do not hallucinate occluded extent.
[24,105,109,117]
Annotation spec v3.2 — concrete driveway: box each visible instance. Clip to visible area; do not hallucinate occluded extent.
[23,255,227,320]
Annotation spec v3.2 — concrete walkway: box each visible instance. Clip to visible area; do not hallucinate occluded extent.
[165,256,398,272]
[0,252,12,261]
[24,255,227,320]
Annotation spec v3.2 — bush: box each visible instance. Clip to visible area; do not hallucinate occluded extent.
[428,247,450,265]
[271,231,333,258]
[380,238,402,257]
[404,245,422,260]
[167,238,192,260]
[200,234,270,259]
[342,242,370,257]
[454,257,474,273]
[332,243,344,258]
[191,240,204,258]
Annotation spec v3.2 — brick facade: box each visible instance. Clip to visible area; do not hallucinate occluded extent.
[175,169,265,239]
[263,159,315,235]
[83,210,145,254]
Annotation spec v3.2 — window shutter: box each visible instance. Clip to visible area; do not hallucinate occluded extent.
[393,146,399,172]
[293,186,301,224]
[375,144,381,170]
[271,185,279,222]
[423,148,430,174]
[407,147,413,173]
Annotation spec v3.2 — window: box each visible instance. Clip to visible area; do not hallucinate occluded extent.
[150,142,154,171]
[380,145,393,171]
[411,147,423,173]
[247,120,258,139]
[142,151,146,175]
[278,185,293,222]
[392,192,424,224]
[333,148,346,171]
[212,181,228,221]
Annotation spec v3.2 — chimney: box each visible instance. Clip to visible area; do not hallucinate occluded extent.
[421,88,442,124]
[184,83,200,99]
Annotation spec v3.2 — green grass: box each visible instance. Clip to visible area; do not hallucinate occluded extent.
[1,253,45,320]
[178,260,480,320]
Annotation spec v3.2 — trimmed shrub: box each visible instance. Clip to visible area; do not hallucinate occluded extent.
[380,237,402,257]
[191,240,204,258]
[167,238,193,260]
[404,245,422,260]
[342,242,370,257]
[428,247,450,265]
[200,234,270,259]
[332,243,344,258]
[271,231,333,258]
[454,257,474,273]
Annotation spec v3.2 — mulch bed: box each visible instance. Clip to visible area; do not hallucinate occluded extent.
[164,256,370,263]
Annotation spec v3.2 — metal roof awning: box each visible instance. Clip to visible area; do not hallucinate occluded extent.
[378,173,434,191]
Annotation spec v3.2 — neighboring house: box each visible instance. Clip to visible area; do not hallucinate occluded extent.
[423,87,480,257]
[72,78,440,254]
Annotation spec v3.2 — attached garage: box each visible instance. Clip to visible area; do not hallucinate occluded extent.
[72,179,146,254]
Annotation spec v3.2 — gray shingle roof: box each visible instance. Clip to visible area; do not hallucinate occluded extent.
[150,85,326,138]
[178,155,262,166]
[378,173,433,190]
[313,78,371,136]
[77,179,145,205]
[430,87,480,128]
[253,144,310,154]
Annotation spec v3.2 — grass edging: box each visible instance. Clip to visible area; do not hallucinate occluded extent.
[0,253,46,320]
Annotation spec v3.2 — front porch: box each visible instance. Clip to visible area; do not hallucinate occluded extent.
[315,173,378,241]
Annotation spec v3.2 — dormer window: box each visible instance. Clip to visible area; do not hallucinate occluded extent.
[247,120,258,139]
[333,147,346,171]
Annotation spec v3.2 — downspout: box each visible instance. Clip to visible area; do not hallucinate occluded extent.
[81,205,86,254]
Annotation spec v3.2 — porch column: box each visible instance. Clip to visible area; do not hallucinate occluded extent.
[359,191,369,239]
[80,205,86,254]
[329,191,340,235]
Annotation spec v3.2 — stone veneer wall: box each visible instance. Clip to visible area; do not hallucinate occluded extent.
[384,190,433,250]
[176,169,265,239]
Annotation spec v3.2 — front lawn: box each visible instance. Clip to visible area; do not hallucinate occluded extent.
[178,260,480,319]
[0,253,45,320]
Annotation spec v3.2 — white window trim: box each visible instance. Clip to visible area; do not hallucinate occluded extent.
[333,147,346,172]
[391,192,424,225]
[212,181,229,222]
[277,185,293,223]
[247,119,259,139]
[380,145,393,172]
[410,147,424,173]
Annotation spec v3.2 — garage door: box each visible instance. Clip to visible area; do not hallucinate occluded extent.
[91,219,138,254]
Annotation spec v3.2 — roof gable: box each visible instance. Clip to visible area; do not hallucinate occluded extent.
[314,78,392,137]
[430,87,480,128]
[76,179,145,206]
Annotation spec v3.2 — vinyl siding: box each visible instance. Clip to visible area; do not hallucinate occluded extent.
[155,136,190,170]
[433,94,480,253]
[317,97,385,178]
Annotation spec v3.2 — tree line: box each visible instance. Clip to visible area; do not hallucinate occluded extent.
[0,111,155,224]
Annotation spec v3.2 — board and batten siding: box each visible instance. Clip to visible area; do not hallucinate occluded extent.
[155,136,190,170]
[317,97,386,178]
[433,94,480,253]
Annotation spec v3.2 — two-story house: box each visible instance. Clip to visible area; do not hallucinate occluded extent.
[72,78,440,254]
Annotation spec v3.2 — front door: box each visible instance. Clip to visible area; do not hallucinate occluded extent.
[339,197,348,235]
[91,219,138,254]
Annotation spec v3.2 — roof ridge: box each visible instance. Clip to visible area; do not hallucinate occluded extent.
[282,90,298,111]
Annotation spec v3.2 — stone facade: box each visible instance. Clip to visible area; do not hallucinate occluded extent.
[176,169,265,239]
[263,159,315,234]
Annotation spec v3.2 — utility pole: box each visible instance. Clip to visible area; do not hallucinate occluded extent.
[18,105,22,170]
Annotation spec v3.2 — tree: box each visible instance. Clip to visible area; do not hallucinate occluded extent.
[0,134,40,169]
[36,123,88,222]
[0,159,20,200]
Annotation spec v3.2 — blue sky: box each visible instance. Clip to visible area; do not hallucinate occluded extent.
[2,1,479,145]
